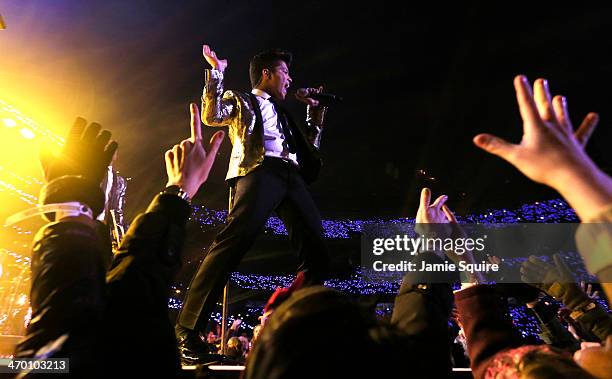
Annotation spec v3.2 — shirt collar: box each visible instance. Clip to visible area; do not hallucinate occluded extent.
[251,88,272,100]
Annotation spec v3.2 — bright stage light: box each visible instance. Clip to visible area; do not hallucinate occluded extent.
[2,118,17,128]
[0,100,60,214]
[19,128,35,140]
[0,99,64,146]
[16,294,28,307]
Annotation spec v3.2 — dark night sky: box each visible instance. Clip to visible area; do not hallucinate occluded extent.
[2,1,612,221]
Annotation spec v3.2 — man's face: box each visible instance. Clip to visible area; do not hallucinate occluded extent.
[264,61,292,100]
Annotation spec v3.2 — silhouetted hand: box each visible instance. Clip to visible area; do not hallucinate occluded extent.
[521,254,591,310]
[40,117,118,185]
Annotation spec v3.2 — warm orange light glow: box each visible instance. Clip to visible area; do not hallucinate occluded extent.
[16,294,27,307]
[0,11,112,339]
[0,100,61,218]
[0,179,38,205]
[0,100,64,146]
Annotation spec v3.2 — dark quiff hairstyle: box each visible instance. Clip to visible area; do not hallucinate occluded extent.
[249,49,293,88]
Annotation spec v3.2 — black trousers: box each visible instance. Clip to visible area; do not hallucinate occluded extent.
[178,157,330,331]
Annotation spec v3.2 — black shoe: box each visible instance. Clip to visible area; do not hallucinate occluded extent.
[176,326,222,365]
[180,351,226,366]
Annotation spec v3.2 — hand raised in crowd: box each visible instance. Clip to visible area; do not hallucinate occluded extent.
[521,254,575,287]
[203,44,228,73]
[580,281,600,300]
[230,319,242,330]
[165,103,224,199]
[521,254,594,310]
[416,189,485,283]
[415,187,453,224]
[295,86,323,107]
[40,117,118,185]
[473,75,612,220]
[415,188,454,240]
[473,75,598,186]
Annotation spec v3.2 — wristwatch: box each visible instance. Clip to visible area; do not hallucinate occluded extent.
[161,185,191,203]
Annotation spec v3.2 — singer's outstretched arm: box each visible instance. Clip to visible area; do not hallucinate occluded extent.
[200,44,237,127]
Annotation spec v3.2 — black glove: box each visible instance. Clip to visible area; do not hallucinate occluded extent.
[521,254,591,311]
[40,117,118,185]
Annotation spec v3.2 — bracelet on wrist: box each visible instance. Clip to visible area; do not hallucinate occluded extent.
[161,185,191,204]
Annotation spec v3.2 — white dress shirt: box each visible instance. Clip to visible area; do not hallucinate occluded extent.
[251,89,298,165]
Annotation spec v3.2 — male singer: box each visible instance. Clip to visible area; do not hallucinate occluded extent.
[175,44,331,363]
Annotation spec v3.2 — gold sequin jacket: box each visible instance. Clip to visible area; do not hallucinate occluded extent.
[201,69,328,182]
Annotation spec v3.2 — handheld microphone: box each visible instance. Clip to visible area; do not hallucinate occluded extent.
[296,88,343,104]
[310,92,343,103]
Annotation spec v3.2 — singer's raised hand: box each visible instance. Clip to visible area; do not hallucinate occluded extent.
[203,44,228,73]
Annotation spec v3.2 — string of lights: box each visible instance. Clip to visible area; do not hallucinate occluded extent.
[0,165,44,187]
[0,179,38,205]
[0,99,64,146]
[0,199,602,339]
[192,199,579,239]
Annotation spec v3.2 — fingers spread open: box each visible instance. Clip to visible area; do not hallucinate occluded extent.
[103,141,118,166]
[95,130,112,151]
[575,112,599,147]
[82,122,102,143]
[514,75,541,133]
[66,117,87,148]
[473,134,516,163]
[552,95,573,133]
[533,78,555,122]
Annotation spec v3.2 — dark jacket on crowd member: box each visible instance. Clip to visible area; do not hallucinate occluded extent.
[15,181,190,377]
[455,285,594,379]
